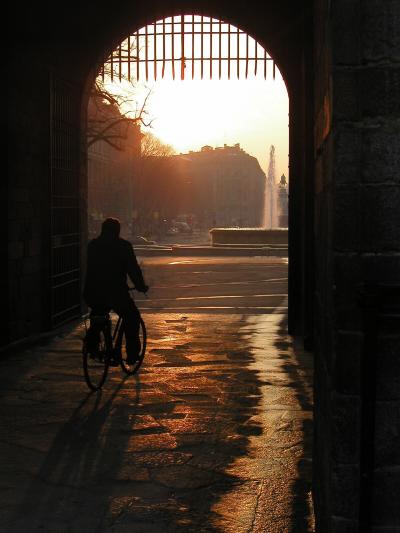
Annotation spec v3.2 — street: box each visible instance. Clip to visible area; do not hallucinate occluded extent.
[0,256,313,533]
[136,256,289,314]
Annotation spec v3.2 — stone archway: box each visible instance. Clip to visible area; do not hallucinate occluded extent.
[77,2,313,340]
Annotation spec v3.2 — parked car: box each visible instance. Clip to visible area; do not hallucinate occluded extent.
[172,221,192,233]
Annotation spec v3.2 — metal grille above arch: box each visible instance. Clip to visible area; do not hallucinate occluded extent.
[101,14,277,82]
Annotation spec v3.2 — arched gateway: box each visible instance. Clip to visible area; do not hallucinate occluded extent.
[6,1,400,532]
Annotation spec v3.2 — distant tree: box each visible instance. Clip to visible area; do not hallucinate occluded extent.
[140,131,175,158]
[134,133,178,225]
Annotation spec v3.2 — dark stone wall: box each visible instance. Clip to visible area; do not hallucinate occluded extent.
[313,0,335,526]
[313,0,400,531]
[7,53,52,343]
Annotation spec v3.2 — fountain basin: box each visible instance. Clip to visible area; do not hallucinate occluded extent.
[209,227,288,246]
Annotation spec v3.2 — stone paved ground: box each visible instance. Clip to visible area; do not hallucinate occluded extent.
[0,258,314,533]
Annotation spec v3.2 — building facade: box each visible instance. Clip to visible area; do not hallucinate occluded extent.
[170,144,266,228]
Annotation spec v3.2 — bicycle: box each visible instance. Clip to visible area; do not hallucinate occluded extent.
[82,292,147,391]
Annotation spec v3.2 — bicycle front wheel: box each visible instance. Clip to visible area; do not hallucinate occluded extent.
[120,315,147,375]
[82,329,110,391]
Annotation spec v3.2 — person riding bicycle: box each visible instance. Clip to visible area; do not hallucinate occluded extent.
[83,217,148,364]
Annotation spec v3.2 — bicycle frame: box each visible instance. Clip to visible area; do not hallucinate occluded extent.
[112,315,124,359]
[113,315,123,340]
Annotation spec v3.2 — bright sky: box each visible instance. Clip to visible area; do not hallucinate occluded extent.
[104,16,289,178]
[138,77,288,178]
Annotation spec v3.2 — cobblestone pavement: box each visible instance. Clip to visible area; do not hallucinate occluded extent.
[0,257,313,533]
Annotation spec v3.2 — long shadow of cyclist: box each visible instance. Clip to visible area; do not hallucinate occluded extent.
[9,375,141,532]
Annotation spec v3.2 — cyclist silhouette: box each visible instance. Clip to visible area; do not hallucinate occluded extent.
[83,217,148,364]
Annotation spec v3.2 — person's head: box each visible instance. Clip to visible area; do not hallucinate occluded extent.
[100,217,121,239]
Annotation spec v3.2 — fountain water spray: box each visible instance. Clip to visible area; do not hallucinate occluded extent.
[263,145,278,228]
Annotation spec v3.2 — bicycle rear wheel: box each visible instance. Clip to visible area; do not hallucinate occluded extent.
[120,315,147,375]
[82,329,110,391]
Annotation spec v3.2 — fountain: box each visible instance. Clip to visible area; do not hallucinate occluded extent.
[209,145,288,248]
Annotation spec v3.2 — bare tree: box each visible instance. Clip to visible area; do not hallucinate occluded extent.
[88,37,174,156]
[87,75,154,151]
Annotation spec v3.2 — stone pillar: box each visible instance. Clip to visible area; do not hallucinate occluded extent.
[287,2,314,340]
[313,0,400,530]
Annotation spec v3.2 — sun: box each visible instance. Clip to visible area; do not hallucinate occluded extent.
[143,79,229,152]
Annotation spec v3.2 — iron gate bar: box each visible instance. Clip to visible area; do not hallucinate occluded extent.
[181,14,185,80]
[52,304,81,319]
[192,15,194,80]
[110,46,114,81]
[154,22,157,80]
[219,19,222,79]
[209,18,213,79]
[245,33,249,78]
[200,16,204,79]
[53,273,80,290]
[128,35,131,80]
[118,43,122,81]
[237,25,240,79]
[136,30,140,81]
[101,15,275,82]
[171,17,175,79]
[228,24,231,79]
[264,49,267,78]
[145,24,149,81]
[162,19,166,78]
[254,39,257,76]
[192,15,195,80]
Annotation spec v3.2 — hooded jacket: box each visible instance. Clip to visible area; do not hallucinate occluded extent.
[83,235,146,307]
